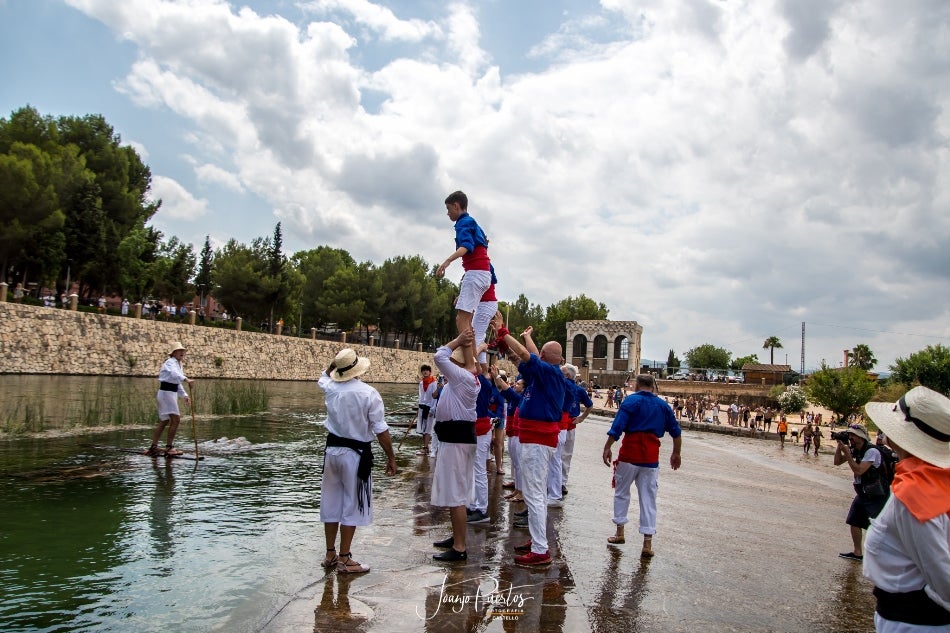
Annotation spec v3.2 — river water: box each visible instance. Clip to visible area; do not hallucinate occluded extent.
[0,376,417,633]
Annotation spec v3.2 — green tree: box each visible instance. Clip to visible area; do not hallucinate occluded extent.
[762,336,783,364]
[0,142,65,283]
[150,236,196,305]
[194,236,214,307]
[537,294,609,351]
[847,344,877,371]
[889,344,950,396]
[213,238,279,323]
[684,344,731,371]
[805,364,876,423]
[377,255,431,345]
[666,349,681,372]
[56,112,158,296]
[730,353,759,371]
[115,225,161,300]
[293,245,356,330]
[499,294,544,335]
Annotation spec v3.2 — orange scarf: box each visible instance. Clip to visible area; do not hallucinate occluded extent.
[421,375,436,391]
[891,456,950,522]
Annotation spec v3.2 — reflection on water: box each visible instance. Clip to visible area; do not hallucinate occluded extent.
[0,375,414,633]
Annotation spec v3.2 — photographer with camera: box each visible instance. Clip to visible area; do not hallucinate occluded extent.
[834,424,889,561]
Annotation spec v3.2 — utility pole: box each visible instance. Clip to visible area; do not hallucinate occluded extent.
[800,321,806,376]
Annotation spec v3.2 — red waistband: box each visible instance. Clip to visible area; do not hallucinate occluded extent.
[475,416,492,436]
[518,418,559,447]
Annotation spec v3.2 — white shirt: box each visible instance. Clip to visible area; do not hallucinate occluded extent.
[419,378,438,407]
[864,495,950,612]
[317,374,387,442]
[158,357,189,397]
[433,346,479,422]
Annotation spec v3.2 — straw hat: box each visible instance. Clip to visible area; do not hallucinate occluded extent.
[330,348,371,382]
[865,386,950,468]
[169,342,186,355]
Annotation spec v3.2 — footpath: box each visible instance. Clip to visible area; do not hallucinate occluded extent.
[259,413,875,633]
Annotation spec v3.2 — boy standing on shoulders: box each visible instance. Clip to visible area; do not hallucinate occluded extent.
[317,348,397,574]
[435,191,495,367]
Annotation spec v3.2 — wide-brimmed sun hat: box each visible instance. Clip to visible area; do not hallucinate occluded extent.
[846,423,871,443]
[330,348,371,382]
[865,386,950,468]
[169,342,186,355]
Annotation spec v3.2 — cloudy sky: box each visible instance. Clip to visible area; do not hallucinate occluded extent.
[2,0,949,372]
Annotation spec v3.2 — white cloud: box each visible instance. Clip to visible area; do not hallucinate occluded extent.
[149,175,210,219]
[193,162,244,193]
[301,0,442,42]
[57,0,950,370]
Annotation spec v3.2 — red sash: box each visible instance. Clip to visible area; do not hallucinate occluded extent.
[506,409,519,438]
[462,245,490,271]
[617,432,661,464]
[475,416,492,436]
[518,418,559,447]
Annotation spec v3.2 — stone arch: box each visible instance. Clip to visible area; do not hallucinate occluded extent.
[565,319,644,384]
[571,334,588,367]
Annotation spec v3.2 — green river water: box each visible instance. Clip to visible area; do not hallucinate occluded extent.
[0,376,417,633]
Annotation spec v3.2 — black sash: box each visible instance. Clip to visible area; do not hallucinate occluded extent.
[874,586,950,625]
[326,433,374,513]
[434,420,477,444]
[159,381,179,392]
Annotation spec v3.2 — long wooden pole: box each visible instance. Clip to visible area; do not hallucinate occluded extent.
[190,384,199,459]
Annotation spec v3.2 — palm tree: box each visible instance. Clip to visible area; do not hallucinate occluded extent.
[848,344,877,371]
[762,336,783,364]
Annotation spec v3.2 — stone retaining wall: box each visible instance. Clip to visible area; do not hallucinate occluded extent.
[0,303,433,383]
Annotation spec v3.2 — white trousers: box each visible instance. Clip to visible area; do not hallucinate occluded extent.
[561,428,576,484]
[546,429,567,501]
[320,448,373,527]
[468,432,491,512]
[472,299,498,365]
[520,442,555,554]
[508,436,522,491]
[612,462,659,535]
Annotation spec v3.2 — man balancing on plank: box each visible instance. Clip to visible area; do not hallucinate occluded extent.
[144,342,193,457]
[318,348,398,574]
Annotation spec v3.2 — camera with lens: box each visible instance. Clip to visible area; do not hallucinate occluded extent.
[830,431,852,443]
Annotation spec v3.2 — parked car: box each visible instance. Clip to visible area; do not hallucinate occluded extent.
[726,375,744,383]
[670,371,690,380]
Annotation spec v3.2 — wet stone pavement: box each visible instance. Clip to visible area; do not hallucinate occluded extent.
[261,415,876,633]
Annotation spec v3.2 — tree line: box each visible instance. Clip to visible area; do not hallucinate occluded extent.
[0,106,608,350]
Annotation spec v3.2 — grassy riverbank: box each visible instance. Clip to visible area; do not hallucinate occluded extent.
[0,381,270,435]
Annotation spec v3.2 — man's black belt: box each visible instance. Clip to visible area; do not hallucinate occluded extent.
[434,420,476,444]
[326,432,374,513]
[159,381,179,392]
[874,586,950,626]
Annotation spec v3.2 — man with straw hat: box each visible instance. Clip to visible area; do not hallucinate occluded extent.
[318,348,397,574]
[144,342,193,457]
[862,386,950,631]
[834,422,889,561]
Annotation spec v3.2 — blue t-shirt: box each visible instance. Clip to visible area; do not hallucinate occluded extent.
[517,354,565,422]
[454,213,489,253]
[567,382,593,418]
[475,374,495,418]
[607,391,681,441]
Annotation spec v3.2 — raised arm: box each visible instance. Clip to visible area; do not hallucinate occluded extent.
[490,311,531,364]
